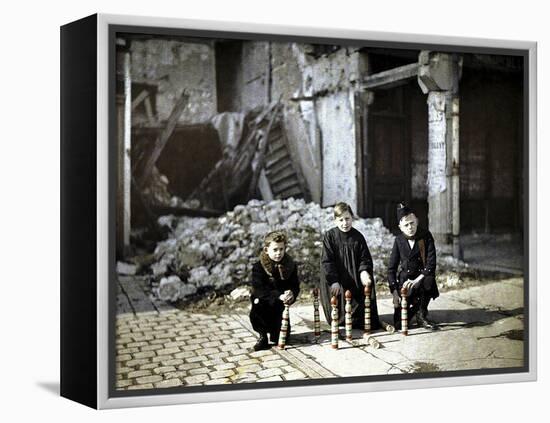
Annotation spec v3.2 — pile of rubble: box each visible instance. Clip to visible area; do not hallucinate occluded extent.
[119,198,469,303]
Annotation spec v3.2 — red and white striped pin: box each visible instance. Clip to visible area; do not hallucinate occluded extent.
[331,296,339,349]
[345,290,353,341]
[364,283,371,335]
[401,287,408,336]
[278,303,290,349]
[313,288,321,338]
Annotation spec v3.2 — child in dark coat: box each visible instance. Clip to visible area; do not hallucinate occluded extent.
[388,203,439,330]
[249,231,300,351]
[319,202,381,330]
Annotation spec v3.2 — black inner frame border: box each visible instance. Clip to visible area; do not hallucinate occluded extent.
[107,23,531,399]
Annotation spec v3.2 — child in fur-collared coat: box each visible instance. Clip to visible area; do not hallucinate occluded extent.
[249,230,300,351]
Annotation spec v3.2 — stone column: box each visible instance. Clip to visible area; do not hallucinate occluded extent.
[418,52,462,256]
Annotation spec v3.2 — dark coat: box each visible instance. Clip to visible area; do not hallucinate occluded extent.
[250,252,300,307]
[249,252,300,334]
[387,228,439,299]
[319,227,381,328]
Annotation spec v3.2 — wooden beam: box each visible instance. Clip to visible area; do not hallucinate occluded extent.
[150,204,224,218]
[131,90,149,110]
[139,90,189,187]
[362,63,418,90]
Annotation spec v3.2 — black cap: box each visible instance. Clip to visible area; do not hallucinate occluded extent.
[396,202,414,223]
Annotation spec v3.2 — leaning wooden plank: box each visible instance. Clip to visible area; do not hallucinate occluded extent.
[258,169,274,201]
[144,96,156,126]
[131,90,149,110]
[139,90,189,187]
[151,204,224,218]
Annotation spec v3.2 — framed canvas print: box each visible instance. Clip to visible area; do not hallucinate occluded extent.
[60,13,537,409]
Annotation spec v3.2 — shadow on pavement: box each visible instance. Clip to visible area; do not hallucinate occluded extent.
[287,307,523,346]
[427,307,523,327]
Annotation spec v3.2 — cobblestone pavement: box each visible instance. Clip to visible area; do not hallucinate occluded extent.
[116,309,333,390]
[116,278,524,390]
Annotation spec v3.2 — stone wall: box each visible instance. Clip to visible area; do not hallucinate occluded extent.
[130,39,217,124]
[268,44,367,207]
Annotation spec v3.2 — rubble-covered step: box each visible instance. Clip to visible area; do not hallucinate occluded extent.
[265,161,293,178]
[266,142,286,158]
[275,185,303,199]
[269,167,299,186]
[266,124,282,136]
[266,138,286,155]
[273,178,301,194]
[265,149,291,168]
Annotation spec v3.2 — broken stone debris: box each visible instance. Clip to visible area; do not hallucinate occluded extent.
[147,198,468,302]
[116,261,137,276]
[157,275,198,302]
[229,286,251,301]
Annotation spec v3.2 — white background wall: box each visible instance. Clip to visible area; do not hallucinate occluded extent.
[1,0,546,421]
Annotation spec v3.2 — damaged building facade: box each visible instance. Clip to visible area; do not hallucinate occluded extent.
[116,34,524,259]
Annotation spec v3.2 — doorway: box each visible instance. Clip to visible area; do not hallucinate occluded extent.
[366,86,411,232]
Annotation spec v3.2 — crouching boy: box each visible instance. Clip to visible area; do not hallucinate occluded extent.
[388,203,439,330]
[249,230,300,351]
[319,202,382,330]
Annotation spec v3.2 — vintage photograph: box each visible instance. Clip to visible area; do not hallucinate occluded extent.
[112,30,526,392]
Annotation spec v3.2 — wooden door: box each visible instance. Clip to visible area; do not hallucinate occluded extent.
[366,87,411,231]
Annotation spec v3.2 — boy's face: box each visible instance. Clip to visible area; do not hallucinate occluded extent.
[265,241,286,262]
[335,211,353,233]
[399,213,418,238]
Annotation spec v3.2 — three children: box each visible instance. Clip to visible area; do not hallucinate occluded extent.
[249,202,438,350]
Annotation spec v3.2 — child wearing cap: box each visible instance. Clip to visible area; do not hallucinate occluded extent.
[388,203,439,330]
[249,230,300,351]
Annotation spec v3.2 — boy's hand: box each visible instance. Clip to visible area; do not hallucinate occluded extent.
[279,290,294,304]
[330,283,342,297]
[403,279,419,294]
[359,270,371,287]
[392,290,401,308]
[284,290,294,304]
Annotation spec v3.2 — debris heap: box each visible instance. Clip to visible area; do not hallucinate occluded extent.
[132,198,468,303]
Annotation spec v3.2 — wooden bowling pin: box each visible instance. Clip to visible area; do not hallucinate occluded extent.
[331,296,339,349]
[364,283,371,335]
[345,290,352,341]
[401,287,408,336]
[278,303,290,349]
[313,288,321,338]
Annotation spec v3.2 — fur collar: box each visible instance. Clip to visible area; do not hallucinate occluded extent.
[259,251,296,280]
